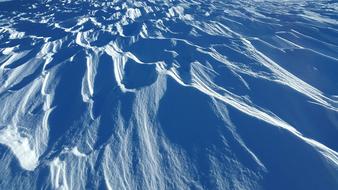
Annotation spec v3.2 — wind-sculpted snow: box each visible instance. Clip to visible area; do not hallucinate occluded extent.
[0,0,338,189]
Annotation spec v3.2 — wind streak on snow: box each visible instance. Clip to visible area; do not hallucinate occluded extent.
[188,62,338,168]
[241,38,338,111]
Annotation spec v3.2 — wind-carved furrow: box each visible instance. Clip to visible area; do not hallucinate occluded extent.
[0,0,338,189]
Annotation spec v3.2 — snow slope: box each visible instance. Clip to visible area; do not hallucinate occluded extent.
[0,0,337,189]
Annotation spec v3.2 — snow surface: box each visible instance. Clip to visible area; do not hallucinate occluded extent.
[0,0,337,189]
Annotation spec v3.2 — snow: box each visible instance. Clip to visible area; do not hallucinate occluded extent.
[0,0,337,189]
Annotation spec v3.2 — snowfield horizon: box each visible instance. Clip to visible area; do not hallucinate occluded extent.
[0,0,337,189]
